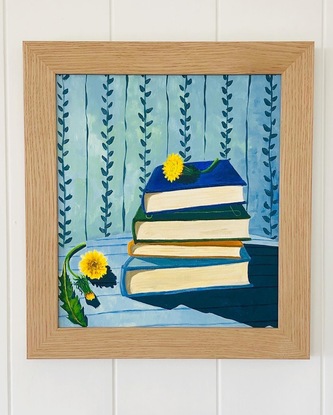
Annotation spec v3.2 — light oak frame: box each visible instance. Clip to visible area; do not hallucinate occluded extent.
[24,42,313,359]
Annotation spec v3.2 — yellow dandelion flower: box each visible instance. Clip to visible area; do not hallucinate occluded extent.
[163,153,184,182]
[85,292,96,301]
[79,250,108,280]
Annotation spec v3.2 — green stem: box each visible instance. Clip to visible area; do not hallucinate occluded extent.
[63,242,86,280]
[75,276,92,295]
[201,158,219,174]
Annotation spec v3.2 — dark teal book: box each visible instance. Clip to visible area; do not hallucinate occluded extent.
[133,204,250,243]
[120,248,251,297]
[143,159,246,213]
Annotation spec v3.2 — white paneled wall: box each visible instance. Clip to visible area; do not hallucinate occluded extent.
[112,0,217,41]
[324,0,333,413]
[1,0,8,414]
[1,0,331,414]
[217,0,322,41]
[5,2,114,415]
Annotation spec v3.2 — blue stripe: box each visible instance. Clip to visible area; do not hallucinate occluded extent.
[245,75,252,208]
[203,75,207,157]
[122,75,129,232]
[84,75,89,240]
[166,75,170,155]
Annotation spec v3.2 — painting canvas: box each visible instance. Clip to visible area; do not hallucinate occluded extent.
[57,73,281,329]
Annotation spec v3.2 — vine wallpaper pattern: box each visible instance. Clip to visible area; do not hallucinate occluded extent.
[57,74,281,247]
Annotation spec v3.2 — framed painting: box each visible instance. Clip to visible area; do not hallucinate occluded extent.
[24,41,313,358]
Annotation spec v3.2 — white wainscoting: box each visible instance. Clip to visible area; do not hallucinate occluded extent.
[1,0,331,413]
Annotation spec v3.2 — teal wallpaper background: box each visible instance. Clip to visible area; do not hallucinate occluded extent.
[57,74,281,248]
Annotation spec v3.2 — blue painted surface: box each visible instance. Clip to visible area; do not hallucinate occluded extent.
[58,236,278,328]
[57,74,281,328]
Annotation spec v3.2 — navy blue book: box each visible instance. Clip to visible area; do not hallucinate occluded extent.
[143,159,246,213]
[120,248,251,298]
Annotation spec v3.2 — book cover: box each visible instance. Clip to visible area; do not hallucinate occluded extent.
[120,247,251,297]
[143,159,246,213]
[133,204,251,242]
[128,240,244,258]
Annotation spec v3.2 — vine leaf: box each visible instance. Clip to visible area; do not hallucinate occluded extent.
[57,74,72,248]
[100,75,115,236]
[138,75,153,197]
[261,74,279,239]
[220,75,233,159]
[179,75,192,161]
[59,268,87,327]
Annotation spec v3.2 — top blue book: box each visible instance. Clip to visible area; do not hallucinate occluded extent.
[143,159,246,213]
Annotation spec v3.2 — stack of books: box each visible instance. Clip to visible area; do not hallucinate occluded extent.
[120,160,251,298]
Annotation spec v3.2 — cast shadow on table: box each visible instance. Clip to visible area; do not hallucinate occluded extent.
[131,245,278,328]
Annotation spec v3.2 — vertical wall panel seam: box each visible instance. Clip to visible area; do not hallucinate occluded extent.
[2,0,10,413]
[321,0,327,411]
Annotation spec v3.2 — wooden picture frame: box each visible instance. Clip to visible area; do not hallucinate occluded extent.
[24,41,313,359]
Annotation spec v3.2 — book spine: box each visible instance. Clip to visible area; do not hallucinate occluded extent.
[136,203,250,222]
[141,190,147,213]
[132,218,138,243]
[120,258,131,297]
[127,240,134,256]
[127,244,242,259]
